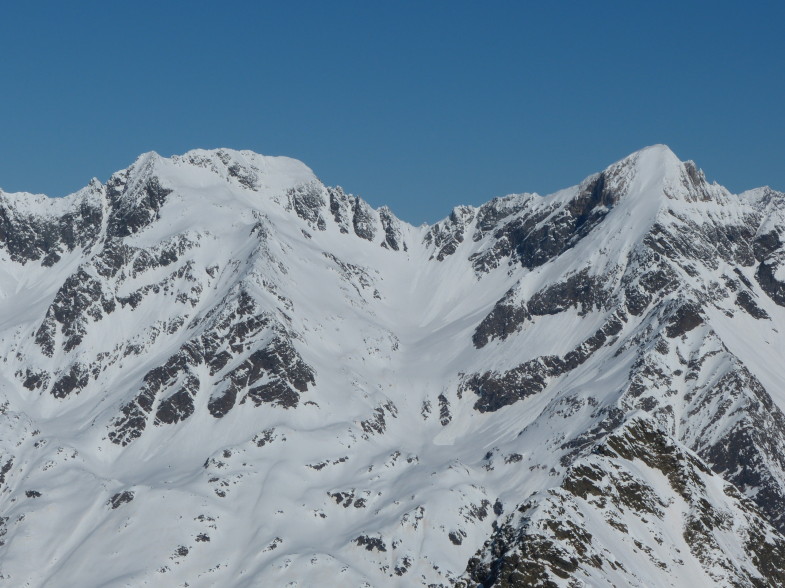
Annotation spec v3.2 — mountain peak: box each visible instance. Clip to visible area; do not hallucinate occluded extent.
[2,144,785,586]
[170,148,318,188]
[597,143,727,206]
[607,144,681,183]
[631,143,678,158]
[116,148,317,199]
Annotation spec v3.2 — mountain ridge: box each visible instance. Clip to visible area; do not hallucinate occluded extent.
[0,145,784,586]
[2,144,774,228]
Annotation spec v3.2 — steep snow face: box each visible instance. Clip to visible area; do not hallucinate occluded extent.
[1,146,785,587]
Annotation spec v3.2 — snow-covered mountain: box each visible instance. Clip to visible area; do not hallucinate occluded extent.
[1,145,785,587]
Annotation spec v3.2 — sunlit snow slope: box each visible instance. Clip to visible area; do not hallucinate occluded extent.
[1,145,785,587]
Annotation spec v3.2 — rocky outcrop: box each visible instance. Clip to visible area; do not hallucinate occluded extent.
[462,418,785,587]
[0,186,103,265]
[1,146,785,587]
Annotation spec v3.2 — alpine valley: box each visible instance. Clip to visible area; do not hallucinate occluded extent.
[1,145,785,587]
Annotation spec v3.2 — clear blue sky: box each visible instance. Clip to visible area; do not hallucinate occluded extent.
[1,1,783,224]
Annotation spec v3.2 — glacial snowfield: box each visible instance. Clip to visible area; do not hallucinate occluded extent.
[1,145,785,586]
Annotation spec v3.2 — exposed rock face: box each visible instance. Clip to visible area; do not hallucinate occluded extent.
[1,145,785,587]
[463,418,785,588]
[0,183,104,265]
[379,207,406,251]
[472,287,530,349]
[465,311,625,412]
[286,182,327,231]
[425,206,475,261]
[473,269,611,348]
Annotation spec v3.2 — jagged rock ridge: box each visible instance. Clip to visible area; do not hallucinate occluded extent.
[0,145,784,586]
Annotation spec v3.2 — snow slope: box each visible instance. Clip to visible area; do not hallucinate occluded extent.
[1,145,785,586]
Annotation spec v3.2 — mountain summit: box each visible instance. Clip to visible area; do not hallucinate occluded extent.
[1,146,784,586]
